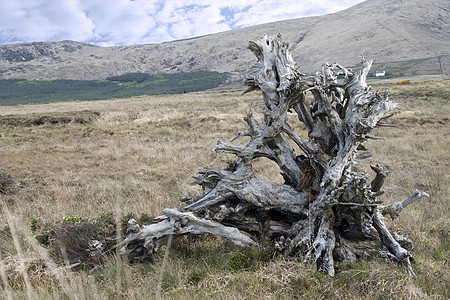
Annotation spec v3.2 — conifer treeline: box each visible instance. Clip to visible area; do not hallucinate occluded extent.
[0,71,227,105]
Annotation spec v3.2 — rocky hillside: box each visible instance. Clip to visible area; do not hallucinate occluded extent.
[0,0,448,83]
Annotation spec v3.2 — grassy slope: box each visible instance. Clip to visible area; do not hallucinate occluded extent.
[0,80,449,299]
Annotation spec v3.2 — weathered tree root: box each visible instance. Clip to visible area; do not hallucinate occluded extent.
[118,34,428,276]
[120,208,256,262]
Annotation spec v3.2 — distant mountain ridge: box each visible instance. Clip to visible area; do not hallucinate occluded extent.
[0,0,448,83]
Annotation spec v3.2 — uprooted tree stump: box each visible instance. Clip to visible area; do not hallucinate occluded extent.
[119,34,429,276]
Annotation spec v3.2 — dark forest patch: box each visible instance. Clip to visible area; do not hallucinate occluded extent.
[0,71,227,105]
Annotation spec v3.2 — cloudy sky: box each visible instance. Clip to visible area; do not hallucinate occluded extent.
[0,0,365,46]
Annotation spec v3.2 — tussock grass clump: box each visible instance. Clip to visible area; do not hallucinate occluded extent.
[0,170,19,195]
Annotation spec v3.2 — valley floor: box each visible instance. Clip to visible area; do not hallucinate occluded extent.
[0,80,449,299]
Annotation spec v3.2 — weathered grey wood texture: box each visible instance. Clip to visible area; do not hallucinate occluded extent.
[119,34,428,276]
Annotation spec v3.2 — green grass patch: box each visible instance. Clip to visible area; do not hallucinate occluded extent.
[358,56,447,78]
[14,80,53,86]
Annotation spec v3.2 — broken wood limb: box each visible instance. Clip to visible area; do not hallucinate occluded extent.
[119,208,257,262]
[382,190,430,220]
[372,210,416,276]
[184,168,310,218]
[370,164,389,192]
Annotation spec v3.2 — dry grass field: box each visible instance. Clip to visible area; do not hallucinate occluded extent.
[0,79,449,299]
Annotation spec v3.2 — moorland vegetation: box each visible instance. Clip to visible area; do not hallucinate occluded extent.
[0,79,448,299]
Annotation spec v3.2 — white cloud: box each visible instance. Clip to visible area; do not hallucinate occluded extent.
[0,0,366,46]
[83,0,157,45]
[164,4,230,40]
[224,0,365,28]
[0,0,95,44]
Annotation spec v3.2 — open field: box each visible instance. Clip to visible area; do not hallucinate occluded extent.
[0,79,449,299]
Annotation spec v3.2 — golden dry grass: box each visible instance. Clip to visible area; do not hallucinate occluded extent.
[0,80,449,299]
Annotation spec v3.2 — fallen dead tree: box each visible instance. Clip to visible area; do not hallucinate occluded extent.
[119,34,428,276]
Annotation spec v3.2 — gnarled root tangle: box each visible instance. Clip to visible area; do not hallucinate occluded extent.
[118,34,429,276]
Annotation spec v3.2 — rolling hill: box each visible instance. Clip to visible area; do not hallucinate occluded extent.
[0,0,448,84]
